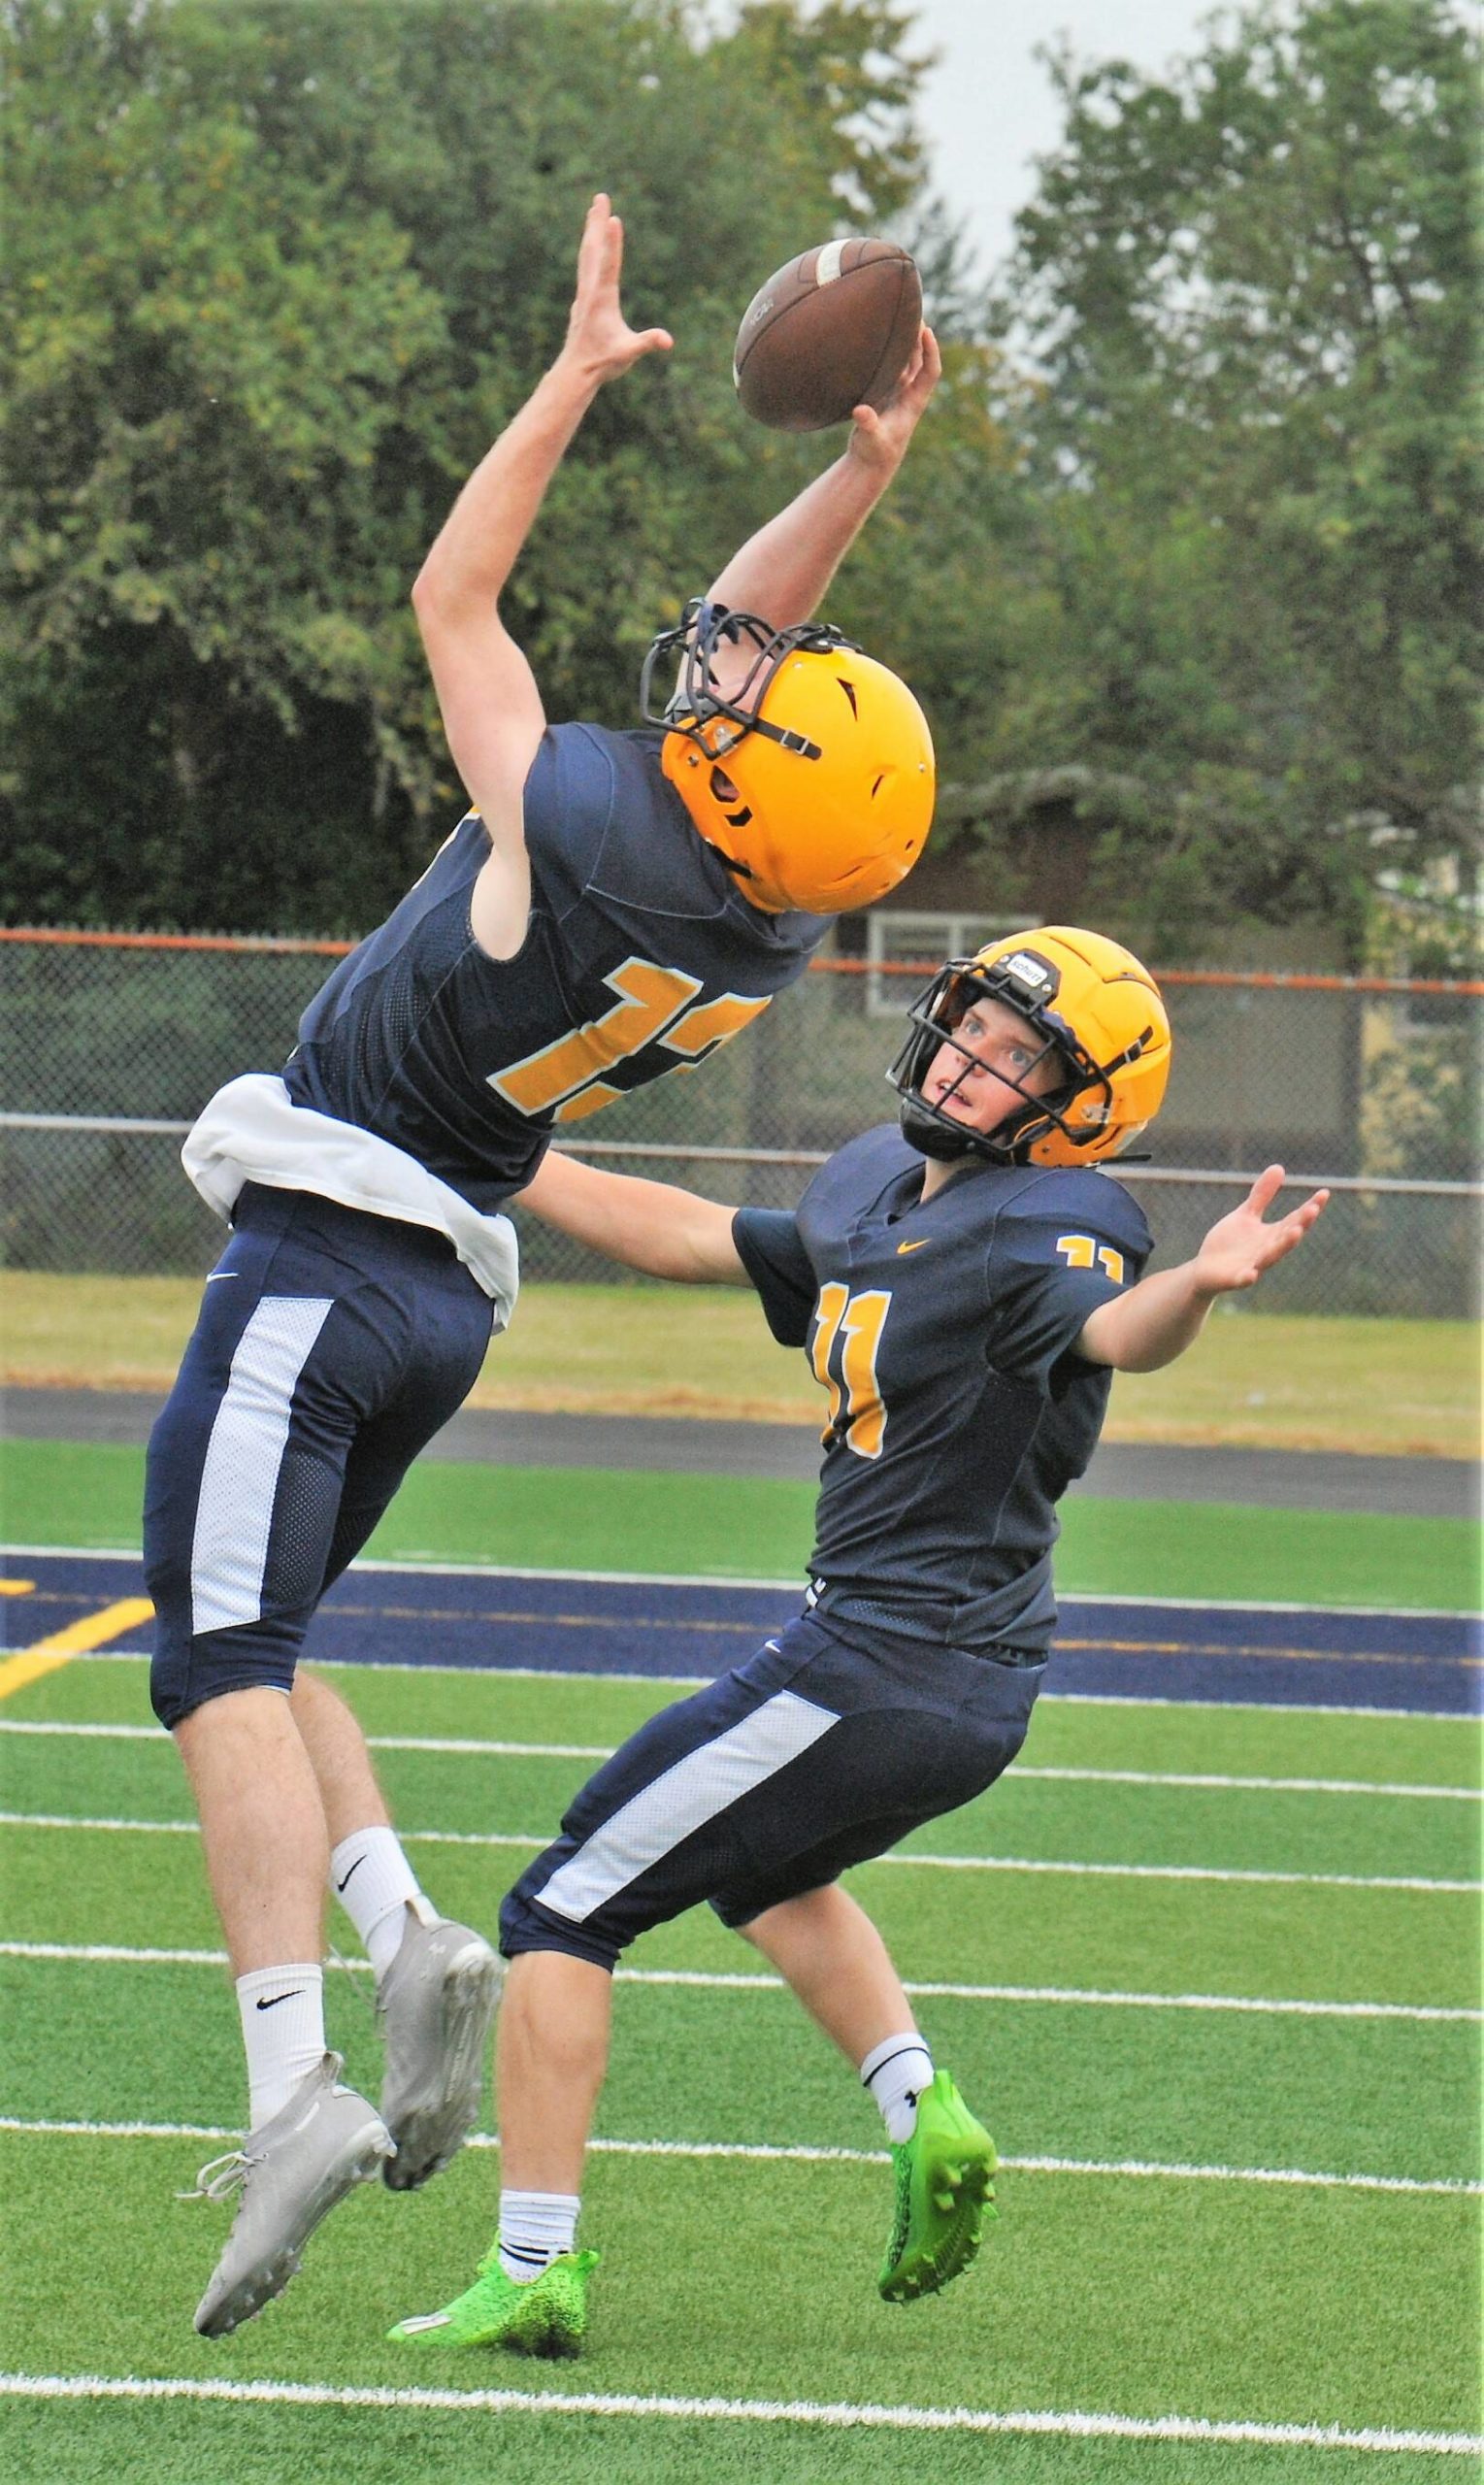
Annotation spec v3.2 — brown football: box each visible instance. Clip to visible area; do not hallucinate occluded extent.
[733,239,922,432]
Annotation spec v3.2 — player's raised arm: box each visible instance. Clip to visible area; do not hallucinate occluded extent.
[412,193,672,954]
[514,1150,746,1285]
[1078,1168,1330,1374]
[700,328,940,702]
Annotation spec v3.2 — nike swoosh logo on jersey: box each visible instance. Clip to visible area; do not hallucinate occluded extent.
[255,1989,304,2011]
[896,1239,930,1254]
[205,1273,239,1282]
[336,1857,365,1893]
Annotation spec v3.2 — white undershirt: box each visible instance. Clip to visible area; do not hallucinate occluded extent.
[182,1073,520,1328]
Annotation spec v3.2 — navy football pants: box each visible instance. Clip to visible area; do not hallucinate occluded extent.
[145,1184,494,1728]
[501,1614,1043,1968]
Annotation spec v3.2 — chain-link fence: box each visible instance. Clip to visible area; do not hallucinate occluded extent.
[2,931,1479,1316]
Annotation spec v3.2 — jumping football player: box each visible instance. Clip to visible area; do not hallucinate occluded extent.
[148,193,939,2337]
[387,927,1328,2355]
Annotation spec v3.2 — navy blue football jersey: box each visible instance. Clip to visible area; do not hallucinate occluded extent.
[284,725,827,1212]
[733,1125,1153,1655]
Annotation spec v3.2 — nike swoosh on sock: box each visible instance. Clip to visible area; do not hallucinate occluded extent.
[255,1989,305,2011]
[336,1857,365,1893]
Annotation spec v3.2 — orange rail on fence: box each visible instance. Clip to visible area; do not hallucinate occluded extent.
[1,925,1479,999]
[0,926,352,958]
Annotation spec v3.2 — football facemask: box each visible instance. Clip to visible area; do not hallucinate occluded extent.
[888,926,1171,1168]
[641,599,934,914]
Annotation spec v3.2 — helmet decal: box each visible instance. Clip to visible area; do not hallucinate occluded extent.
[999,949,1059,994]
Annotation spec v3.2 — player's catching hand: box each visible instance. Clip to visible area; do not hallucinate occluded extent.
[1191,1165,1330,1297]
[849,325,941,473]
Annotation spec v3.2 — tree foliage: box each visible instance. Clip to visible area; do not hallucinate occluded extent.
[987,0,1479,959]
[2,0,968,929]
[1,0,1476,961]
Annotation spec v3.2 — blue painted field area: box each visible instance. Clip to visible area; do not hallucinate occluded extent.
[5,1548,1478,1714]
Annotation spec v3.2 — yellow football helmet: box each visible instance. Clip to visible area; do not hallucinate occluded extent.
[889,925,1171,1167]
[641,601,934,913]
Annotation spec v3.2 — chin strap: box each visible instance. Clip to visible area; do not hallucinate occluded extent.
[898,1097,989,1163]
[705,712,821,761]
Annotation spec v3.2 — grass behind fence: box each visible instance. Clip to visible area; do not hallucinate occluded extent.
[1,1274,1478,1457]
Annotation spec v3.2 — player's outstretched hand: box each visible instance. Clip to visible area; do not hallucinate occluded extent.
[849,324,941,472]
[1192,1166,1330,1297]
[563,192,674,383]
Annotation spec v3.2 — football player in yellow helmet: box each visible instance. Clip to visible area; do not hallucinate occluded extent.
[889,925,1171,1168]
[641,598,935,913]
[392,927,1329,2362]
[149,191,948,2345]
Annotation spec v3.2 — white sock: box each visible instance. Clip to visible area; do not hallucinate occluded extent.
[498,2189,580,2284]
[237,1964,326,2131]
[861,2033,935,2144]
[330,1826,428,1978]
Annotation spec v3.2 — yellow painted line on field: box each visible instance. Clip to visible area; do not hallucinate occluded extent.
[0,1600,154,1702]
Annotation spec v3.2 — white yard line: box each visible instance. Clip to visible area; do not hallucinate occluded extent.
[886,1850,1479,1895]
[0,1808,1474,1895]
[9,1541,1475,1621]
[2,2113,1477,2198]
[1014,1764,1483,1802]
[4,1717,1478,1801]
[0,2371,1475,2457]
[2,1938,1476,2022]
[0,1720,616,1761]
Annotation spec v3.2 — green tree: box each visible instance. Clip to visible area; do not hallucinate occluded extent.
[1,0,962,931]
[988,0,1479,961]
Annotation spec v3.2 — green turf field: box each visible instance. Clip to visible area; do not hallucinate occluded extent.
[0,1652,1479,2482]
[3,1419,1480,2477]
[2,1435,1478,1612]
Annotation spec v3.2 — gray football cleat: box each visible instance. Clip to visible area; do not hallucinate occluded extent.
[377,1898,504,2190]
[188,2053,392,2336]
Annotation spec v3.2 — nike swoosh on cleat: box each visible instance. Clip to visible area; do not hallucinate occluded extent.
[255,1989,305,2011]
[336,1857,365,1893]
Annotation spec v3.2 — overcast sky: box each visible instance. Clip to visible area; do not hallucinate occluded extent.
[903,0,1217,273]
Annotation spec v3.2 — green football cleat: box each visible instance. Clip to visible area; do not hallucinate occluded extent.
[388,2247,599,2356]
[877,2068,998,2303]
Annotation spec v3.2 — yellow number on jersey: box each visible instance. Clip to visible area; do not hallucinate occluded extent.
[809,1284,892,1460]
[487,958,775,1122]
[660,989,774,1066]
[1056,1233,1125,1285]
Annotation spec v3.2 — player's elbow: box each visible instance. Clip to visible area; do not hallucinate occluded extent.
[411,552,489,637]
[410,566,446,646]
[411,556,460,630]
[1098,1344,1158,1375]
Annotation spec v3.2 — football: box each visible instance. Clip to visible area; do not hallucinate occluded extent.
[733,239,922,432]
